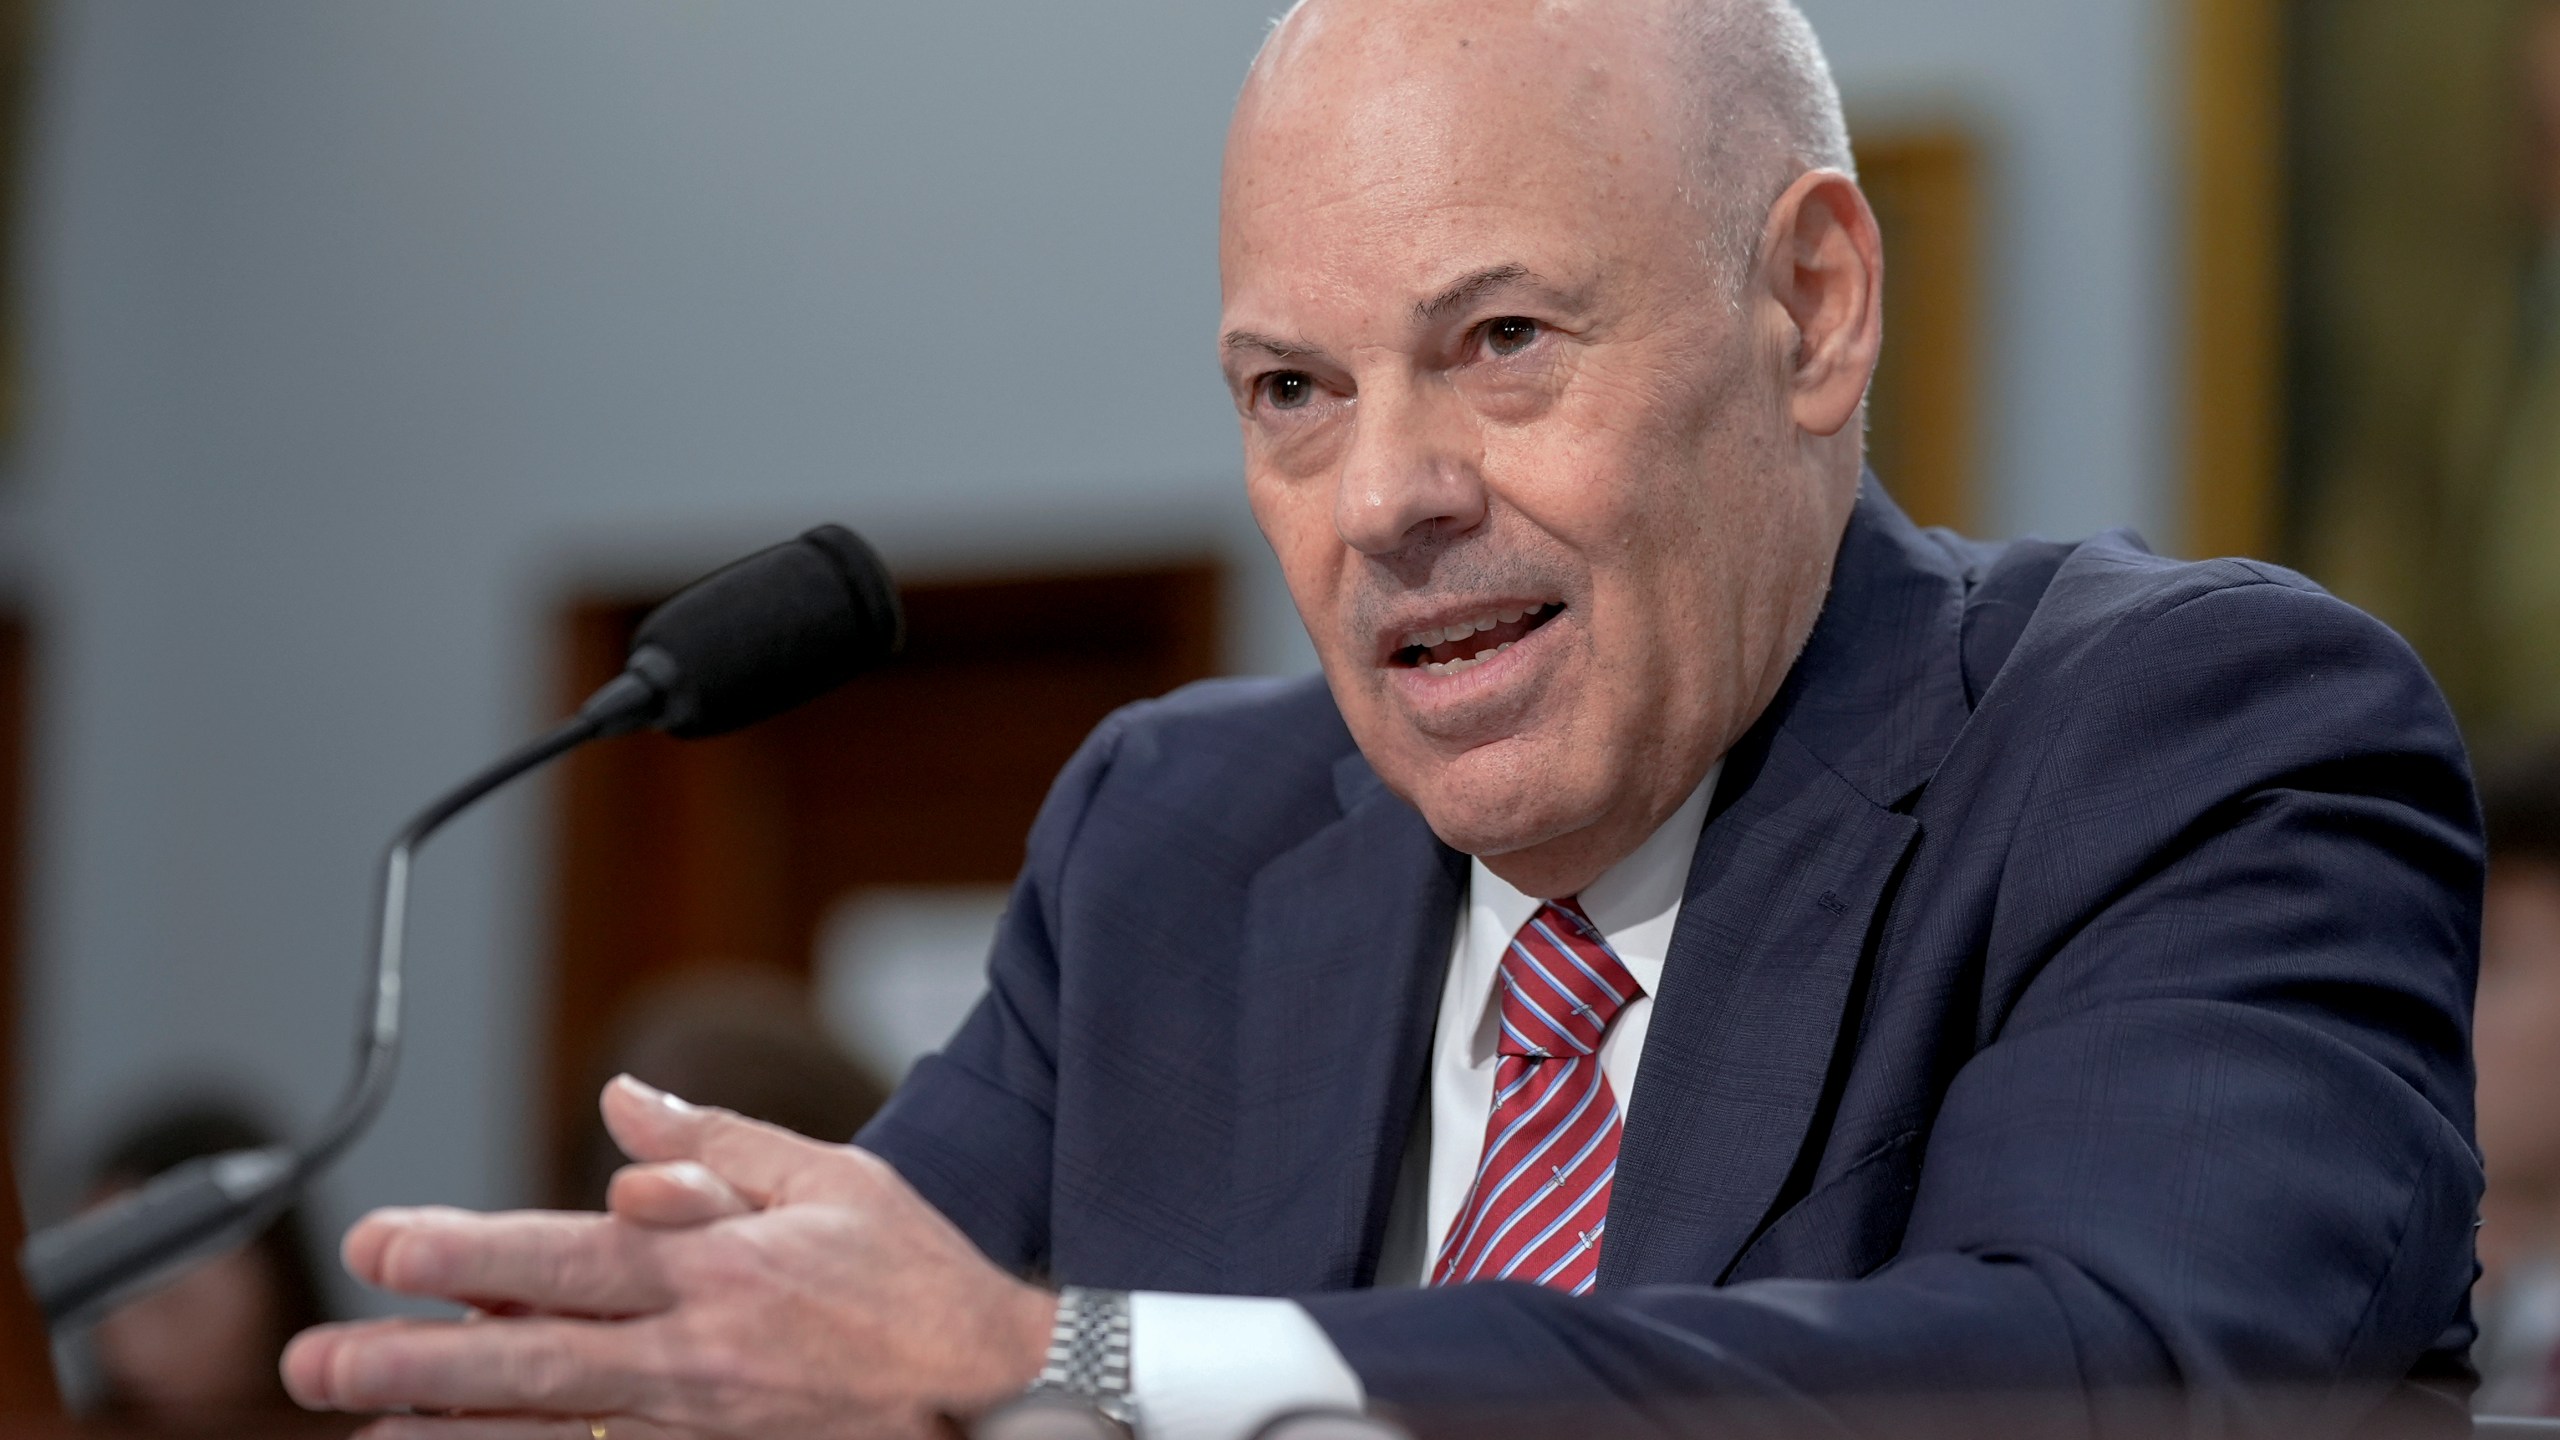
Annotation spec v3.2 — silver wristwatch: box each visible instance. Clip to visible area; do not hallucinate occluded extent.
[1024,1285,1141,1433]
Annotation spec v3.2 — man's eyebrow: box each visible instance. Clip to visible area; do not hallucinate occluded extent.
[1222,266,1560,359]
[1414,264,1537,324]
[1221,330,1320,361]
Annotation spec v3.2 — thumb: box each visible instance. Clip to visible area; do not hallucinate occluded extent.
[609,1160,755,1228]
[600,1074,856,1206]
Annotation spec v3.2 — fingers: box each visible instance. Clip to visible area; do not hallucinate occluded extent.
[607,1162,752,1228]
[596,1076,717,1171]
[344,1208,676,1316]
[285,1314,642,1417]
[600,1075,870,1207]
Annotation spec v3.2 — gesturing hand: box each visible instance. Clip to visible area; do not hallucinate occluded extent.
[282,1076,1056,1440]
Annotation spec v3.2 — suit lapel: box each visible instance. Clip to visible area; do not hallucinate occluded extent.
[1225,752,1463,1292]
[1603,478,1971,1286]
[1600,729,1920,1284]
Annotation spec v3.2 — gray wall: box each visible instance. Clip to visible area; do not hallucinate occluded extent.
[1805,0,2175,543]
[7,0,2174,1313]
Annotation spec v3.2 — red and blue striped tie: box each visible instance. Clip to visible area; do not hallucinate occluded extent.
[1430,899,1642,1294]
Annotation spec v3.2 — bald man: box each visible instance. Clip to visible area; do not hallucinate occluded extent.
[280,2,2483,1437]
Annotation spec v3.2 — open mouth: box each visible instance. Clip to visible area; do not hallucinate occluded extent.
[1390,602,1566,676]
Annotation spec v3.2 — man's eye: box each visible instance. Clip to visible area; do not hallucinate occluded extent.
[1485,317,1540,356]
[1262,372,1316,411]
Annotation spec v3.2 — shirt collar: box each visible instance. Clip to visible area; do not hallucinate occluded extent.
[1456,763,1721,1061]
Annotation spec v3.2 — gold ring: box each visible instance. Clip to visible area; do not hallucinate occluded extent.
[588,1424,608,1440]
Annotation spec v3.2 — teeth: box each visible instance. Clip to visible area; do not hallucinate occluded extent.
[1407,613,1516,650]
[1421,640,1520,677]
[1399,604,1559,657]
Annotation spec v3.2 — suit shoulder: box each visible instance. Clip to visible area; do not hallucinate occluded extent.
[1046,673,1360,866]
[1100,672,1354,775]
[1966,536,2467,819]
[2005,534,2412,680]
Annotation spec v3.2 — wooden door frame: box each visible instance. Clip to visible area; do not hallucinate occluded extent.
[0,617,59,1414]
[2183,0,2288,561]
[1854,124,1983,535]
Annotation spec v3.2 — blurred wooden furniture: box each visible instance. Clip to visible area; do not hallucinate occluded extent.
[0,0,56,1402]
[542,562,1222,1201]
[0,0,39,443]
[0,618,59,1417]
[0,1123,58,1419]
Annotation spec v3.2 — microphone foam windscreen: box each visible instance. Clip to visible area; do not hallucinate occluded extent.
[629,525,904,739]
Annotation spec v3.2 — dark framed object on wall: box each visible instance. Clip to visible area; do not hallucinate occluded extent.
[539,562,1223,1203]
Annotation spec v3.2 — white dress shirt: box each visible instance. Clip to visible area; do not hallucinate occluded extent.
[1125,768,1720,1440]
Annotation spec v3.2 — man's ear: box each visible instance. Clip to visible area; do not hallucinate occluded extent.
[1759,169,1884,441]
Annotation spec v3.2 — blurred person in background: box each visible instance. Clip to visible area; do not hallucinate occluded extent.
[2476,742,2560,1417]
[562,965,887,1211]
[79,1106,334,1431]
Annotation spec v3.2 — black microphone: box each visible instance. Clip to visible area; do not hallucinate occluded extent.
[19,524,903,1330]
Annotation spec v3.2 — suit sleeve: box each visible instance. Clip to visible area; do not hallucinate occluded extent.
[1298,576,2485,1440]
[851,706,1136,1274]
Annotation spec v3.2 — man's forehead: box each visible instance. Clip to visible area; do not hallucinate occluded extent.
[1258,12,1678,137]
[1222,1,1692,262]
[1249,0,1678,87]
[1228,61,1620,209]
[1219,112,1661,338]
[1218,148,1623,335]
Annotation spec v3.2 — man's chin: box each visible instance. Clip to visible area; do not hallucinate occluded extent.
[1393,748,1602,863]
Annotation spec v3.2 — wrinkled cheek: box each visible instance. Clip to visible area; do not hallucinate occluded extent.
[1295,575,1370,686]
[1250,513,1352,657]
[1322,663,1391,747]
[1245,466,1335,568]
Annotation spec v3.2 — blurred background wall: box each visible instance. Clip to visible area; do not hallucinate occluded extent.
[2284,0,2560,745]
[0,0,2176,1323]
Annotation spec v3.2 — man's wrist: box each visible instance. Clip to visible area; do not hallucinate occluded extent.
[1009,1283,1063,1391]
[953,1280,1062,1429]
[1024,1286,1141,1431]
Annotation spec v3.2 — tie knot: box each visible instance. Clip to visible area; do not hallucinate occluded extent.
[1497,901,1641,1061]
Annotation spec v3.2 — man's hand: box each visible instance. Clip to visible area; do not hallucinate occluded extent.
[281,1076,1057,1439]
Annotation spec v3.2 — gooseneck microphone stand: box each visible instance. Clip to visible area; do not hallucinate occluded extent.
[19,520,903,1332]
[311,664,669,1190]
[20,664,669,1331]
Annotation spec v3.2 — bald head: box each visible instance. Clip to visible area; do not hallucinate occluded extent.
[1675,0,1856,275]
[1241,0,1853,286]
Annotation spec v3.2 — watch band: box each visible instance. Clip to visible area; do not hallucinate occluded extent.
[1026,1285,1140,1431]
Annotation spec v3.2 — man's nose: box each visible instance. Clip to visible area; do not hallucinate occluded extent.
[1332,380,1488,557]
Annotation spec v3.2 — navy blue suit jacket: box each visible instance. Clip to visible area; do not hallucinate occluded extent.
[860,482,2482,1437]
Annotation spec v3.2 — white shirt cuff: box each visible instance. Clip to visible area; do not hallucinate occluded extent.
[1126,1291,1366,1440]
